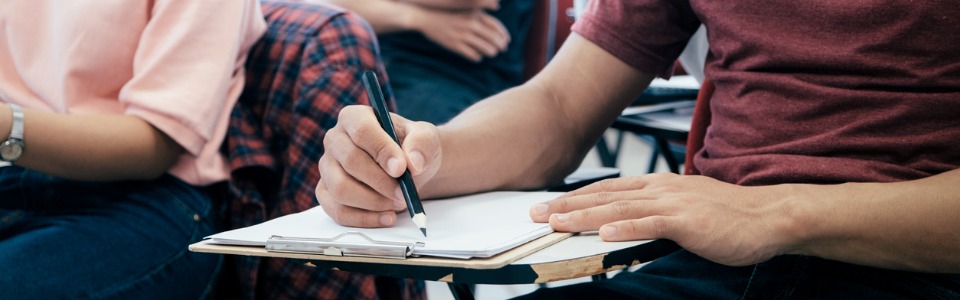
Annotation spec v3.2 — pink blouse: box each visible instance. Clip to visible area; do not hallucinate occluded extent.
[0,0,267,185]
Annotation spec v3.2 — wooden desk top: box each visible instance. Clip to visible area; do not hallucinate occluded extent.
[190,234,680,284]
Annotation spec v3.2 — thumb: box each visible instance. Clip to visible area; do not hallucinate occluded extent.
[339,105,408,178]
[398,121,442,177]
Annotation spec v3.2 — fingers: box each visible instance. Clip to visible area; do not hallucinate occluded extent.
[317,105,443,227]
[477,0,499,10]
[600,216,678,242]
[316,179,399,228]
[339,106,407,177]
[556,178,641,200]
[544,200,667,233]
[327,107,407,205]
[318,154,405,212]
[476,12,509,49]
[530,178,653,222]
[462,12,508,59]
[397,121,442,177]
[450,11,508,62]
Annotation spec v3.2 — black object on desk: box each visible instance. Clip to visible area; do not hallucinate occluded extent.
[612,112,689,174]
[361,70,428,237]
[631,86,699,106]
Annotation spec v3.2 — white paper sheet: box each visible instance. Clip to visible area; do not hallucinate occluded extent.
[207,191,562,259]
[512,233,654,265]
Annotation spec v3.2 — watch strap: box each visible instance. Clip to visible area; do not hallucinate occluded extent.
[8,103,23,140]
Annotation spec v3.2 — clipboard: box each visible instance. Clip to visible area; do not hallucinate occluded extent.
[191,232,574,270]
[265,232,422,259]
[203,192,567,260]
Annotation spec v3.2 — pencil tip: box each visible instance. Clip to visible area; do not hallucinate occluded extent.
[420,228,427,237]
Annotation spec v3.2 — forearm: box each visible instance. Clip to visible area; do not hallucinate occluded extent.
[0,105,182,181]
[423,86,588,197]
[401,0,495,11]
[784,168,960,272]
[323,0,420,33]
[420,34,653,197]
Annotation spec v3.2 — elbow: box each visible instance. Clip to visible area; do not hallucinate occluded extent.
[124,135,185,181]
[130,160,177,181]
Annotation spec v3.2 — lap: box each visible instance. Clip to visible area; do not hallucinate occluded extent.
[388,62,489,124]
[516,250,960,299]
[0,167,222,299]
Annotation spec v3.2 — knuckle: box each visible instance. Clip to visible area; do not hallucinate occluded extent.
[326,179,345,199]
[342,146,366,166]
[592,193,612,206]
[643,173,666,181]
[574,209,591,222]
[649,217,671,236]
[611,201,632,218]
[321,204,345,223]
[598,179,618,192]
[553,199,569,213]
[322,130,334,147]
[352,123,378,144]
[627,176,648,188]
[595,191,615,204]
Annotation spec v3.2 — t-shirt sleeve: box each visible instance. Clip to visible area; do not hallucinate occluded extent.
[573,0,701,78]
[119,0,265,156]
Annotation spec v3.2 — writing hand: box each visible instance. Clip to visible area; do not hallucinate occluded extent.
[316,105,442,227]
[529,173,797,266]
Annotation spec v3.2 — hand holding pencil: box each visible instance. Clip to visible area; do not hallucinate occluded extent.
[315,70,442,233]
[361,70,428,236]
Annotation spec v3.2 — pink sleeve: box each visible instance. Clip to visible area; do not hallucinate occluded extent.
[572,0,701,78]
[120,0,265,156]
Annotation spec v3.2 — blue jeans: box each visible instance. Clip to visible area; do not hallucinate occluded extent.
[516,250,960,299]
[0,166,222,299]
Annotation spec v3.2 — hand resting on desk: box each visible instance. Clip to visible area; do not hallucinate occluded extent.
[529,173,797,267]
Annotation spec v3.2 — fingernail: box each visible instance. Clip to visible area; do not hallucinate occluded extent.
[380,214,394,226]
[408,151,425,173]
[387,158,401,175]
[532,204,548,217]
[602,225,618,237]
[554,213,569,223]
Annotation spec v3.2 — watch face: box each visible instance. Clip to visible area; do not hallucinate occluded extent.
[0,141,22,161]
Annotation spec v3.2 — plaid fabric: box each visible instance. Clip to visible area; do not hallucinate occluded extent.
[220,1,424,299]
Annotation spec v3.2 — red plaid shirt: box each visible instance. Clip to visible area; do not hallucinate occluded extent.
[220,1,424,299]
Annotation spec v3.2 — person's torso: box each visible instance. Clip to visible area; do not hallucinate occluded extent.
[692,1,960,185]
[0,0,147,114]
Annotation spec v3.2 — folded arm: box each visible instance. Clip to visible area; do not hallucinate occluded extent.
[323,0,508,62]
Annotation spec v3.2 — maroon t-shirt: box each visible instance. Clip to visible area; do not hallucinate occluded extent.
[575,1,960,185]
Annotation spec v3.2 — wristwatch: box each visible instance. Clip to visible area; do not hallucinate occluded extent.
[0,103,25,162]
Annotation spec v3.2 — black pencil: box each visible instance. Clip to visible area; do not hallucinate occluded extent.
[361,70,427,237]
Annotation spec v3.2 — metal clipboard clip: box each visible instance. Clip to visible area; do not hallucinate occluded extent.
[265,232,424,259]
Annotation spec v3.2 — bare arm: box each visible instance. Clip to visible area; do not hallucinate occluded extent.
[423,34,654,196]
[316,33,655,227]
[323,0,508,61]
[534,166,960,273]
[0,104,182,181]
[324,0,420,33]
[787,168,960,272]
[400,0,499,11]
